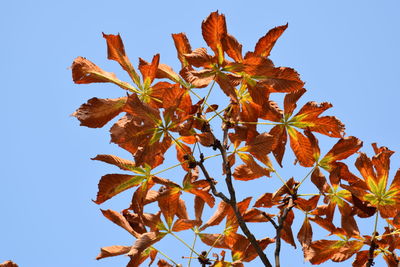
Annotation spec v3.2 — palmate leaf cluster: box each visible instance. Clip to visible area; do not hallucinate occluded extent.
[71,11,400,267]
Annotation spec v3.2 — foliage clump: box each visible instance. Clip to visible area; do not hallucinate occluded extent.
[72,11,400,267]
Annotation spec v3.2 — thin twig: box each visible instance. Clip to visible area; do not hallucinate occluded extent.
[262,212,278,230]
[367,212,379,267]
[197,159,230,203]
[275,198,295,267]
[366,238,377,267]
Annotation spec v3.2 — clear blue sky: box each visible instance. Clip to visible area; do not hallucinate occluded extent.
[1,1,399,266]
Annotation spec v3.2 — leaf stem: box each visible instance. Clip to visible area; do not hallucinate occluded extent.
[271,168,293,194]
[188,233,198,267]
[189,89,226,122]
[202,80,216,110]
[237,121,279,126]
[169,231,201,256]
[151,246,179,266]
[207,107,228,123]
[205,232,223,257]
[295,166,317,190]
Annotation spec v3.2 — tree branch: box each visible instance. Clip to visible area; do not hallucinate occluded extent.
[275,197,295,267]
[366,236,377,267]
[262,212,278,230]
[213,125,273,267]
[197,159,230,203]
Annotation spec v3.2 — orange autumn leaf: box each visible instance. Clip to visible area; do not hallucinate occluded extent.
[182,172,215,208]
[94,174,144,204]
[127,232,166,266]
[222,34,243,62]
[172,33,192,68]
[297,216,312,248]
[102,33,140,86]
[287,126,315,167]
[290,101,345,137]
[201,11,227,64]
[138,54,160,88]
[295,195,320,212]
[101,209,139,237]
[96,245,131,260]
[233,153,270,181]
[319,136,363,171]
[171,218,201,232]
[305,240,363,265]
[91,154,137,172]
[72,97,127,128]
[253,24,288,58]
[157,259,174,267]
[157,187,181,227]
[71,57,134,90]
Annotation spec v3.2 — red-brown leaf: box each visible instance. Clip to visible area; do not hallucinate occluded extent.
[102,33,140,85]
[254,192,281,208]
[242,237,275,262]
[157,188,181,227]
[95,174,144,204]
[295,196,320,212]
[124,93,160,123]
[320,137,363,171]
[199,233,230,249]
[339,202,360,237]
[260,100,283,122]
[291,101,345,138]
[288,127,315,167]
[156,64,181,83]
[196,132,215,147]
[269,125,287,167]
[176,142,192,171]
[91,154,136,171]
[200,201,230,231]
[305,240,363,264]
[72,97,127,128]
[352,250,369,267]
[172,33,192,68]
[233,154,270,181]
[138,54,160,86]
[157,259,174,267]
[310,167,330,193]
[256,67,304,93]
[194,196,205,223]
[176,197,189,220]
[71,57,133,90]
[148,82,185,109]
[283,88,306,117]
[128,232,165,266]
[215,72,239,101]
[202,11,227,60]
[96,245,131,260]
[243,208,272,223]
[253,24,288,57]
[184,48,214,68]
[281,209,296,248]
[171,219,201,232]
[180,67,215,88]
[222,34,243,62]
[297,217,312,248]
[243,132,275,159]
[101,209,139,237]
